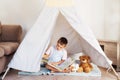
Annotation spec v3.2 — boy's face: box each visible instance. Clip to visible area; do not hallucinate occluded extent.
[56,43,66,50]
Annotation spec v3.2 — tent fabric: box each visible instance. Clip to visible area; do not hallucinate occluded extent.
[8,0,112,72]
[8,7,60,72]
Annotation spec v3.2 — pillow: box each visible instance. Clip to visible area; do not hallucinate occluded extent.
[70,52,85,60]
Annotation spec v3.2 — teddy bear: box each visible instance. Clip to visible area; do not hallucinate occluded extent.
[77,55,93,73]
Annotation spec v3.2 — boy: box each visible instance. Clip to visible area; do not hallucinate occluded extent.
[43,37,68,72]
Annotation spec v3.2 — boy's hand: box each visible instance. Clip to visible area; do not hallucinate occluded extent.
[43,54,49,59]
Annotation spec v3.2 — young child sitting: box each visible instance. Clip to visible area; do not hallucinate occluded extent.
[43,37,68,72]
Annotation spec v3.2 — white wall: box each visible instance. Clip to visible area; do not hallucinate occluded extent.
[75,0,105,40]
[0,0,119,41]
[0,0,42,33]
[104,0,120,41]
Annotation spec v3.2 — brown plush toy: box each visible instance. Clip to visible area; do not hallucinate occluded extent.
[77,55,93,73]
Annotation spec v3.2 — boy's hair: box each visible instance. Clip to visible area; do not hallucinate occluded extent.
[57,37,68,45]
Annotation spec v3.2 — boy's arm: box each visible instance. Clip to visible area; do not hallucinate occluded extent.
[57,60,65,65]
[50,60,65,66]
[43,46,52,59]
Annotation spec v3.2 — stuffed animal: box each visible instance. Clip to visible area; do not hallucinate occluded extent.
[77,55,93,73]
[62,63,79,73]
[70,63,79,72]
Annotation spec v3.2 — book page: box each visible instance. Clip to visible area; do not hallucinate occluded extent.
[47,57,75,71]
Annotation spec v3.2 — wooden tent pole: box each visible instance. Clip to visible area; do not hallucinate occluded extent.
[1,67,10,80]
[110,65,120,80]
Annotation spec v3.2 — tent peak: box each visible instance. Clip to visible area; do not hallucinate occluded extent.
[46,0,75,7]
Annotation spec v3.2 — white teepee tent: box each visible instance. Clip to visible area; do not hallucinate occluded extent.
[2,0,120,80]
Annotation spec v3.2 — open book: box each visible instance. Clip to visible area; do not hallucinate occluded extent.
[42,57,75,72]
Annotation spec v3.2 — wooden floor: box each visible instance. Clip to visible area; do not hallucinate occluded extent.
[1,67,120,80]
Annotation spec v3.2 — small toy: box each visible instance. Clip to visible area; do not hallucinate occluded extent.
[77,55,93,73]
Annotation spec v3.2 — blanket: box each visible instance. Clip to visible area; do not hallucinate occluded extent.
[18,63,101,76]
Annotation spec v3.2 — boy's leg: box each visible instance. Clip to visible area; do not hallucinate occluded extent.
[45,64,60,72]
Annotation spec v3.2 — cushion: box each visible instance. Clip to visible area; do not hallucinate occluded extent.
[0,56,7,73]
[0,47,4,57]
[0,22,2,41]
[0,42,19,55]
[0,22,2,34]
[1,25,22,42]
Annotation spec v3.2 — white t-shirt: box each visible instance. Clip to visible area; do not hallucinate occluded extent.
[45,45,67,62]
